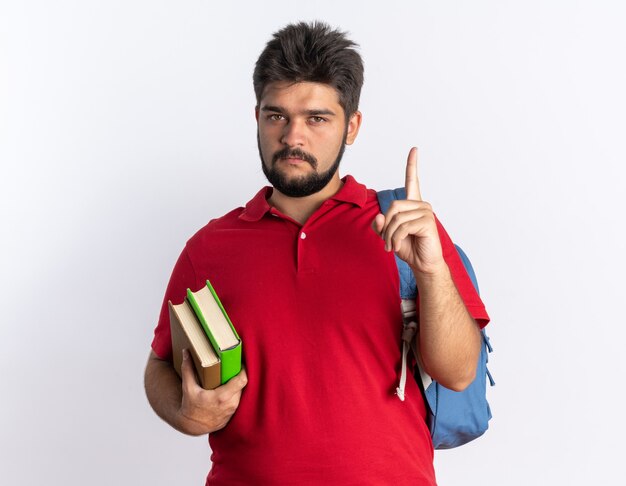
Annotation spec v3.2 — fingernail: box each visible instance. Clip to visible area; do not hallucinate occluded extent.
[182,349,189,360]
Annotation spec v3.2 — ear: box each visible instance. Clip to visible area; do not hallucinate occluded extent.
[345,111,362,145]
[255,106,260,122]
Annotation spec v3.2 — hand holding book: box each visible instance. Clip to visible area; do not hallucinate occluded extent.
[176,348,248,435]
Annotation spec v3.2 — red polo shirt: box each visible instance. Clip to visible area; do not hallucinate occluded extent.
[151,175,489,485]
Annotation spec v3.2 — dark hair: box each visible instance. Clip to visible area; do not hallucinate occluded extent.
[253,21,364,118]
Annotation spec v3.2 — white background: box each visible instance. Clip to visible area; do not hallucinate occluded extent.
[1,1,625,484]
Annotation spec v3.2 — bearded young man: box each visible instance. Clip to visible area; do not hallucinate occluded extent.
[145,21,489,485]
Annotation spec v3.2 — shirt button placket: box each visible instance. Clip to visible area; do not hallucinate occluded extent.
[297,230,308,273]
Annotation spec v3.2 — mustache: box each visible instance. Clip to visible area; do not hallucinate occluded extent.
[272,147,318,168]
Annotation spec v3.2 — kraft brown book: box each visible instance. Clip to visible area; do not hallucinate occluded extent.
[168,299,221,390]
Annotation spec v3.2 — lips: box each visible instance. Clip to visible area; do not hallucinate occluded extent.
[272,148,318,169]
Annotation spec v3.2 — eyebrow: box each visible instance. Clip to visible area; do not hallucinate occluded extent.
[261,105,337,117]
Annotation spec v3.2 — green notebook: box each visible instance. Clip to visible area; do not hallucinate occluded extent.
[186,280,242,384]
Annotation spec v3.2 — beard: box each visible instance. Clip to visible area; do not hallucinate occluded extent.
[258,132,347,198]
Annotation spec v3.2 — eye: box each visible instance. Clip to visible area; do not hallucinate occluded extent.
[267,114,285,121]
[309,116,326,124]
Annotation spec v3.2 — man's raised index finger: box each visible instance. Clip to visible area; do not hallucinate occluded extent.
[405,147,422,201]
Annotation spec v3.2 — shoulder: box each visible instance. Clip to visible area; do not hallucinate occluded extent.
[186,206,245,248]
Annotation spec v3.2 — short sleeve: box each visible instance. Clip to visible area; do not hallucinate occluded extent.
[150,248,198,360]
[435,216,491,328]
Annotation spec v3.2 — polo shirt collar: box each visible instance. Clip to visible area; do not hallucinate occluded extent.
[239,187,273,222]
[329,175,368,207]
[239,175,367,222]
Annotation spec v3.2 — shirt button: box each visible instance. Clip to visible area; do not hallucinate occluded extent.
[300,232,307,240]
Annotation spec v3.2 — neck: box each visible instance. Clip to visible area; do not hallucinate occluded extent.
[269,175,343,225]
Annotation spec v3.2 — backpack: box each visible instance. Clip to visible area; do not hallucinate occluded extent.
[377,188,494,449]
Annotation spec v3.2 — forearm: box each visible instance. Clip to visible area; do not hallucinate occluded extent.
[414,263,480,391]
[143,351,204,436]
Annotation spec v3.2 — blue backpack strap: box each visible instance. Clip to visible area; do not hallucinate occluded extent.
[455,245,480,295]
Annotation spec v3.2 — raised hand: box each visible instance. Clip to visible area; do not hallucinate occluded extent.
[373,147,446,276]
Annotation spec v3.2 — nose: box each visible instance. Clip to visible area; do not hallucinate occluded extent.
[280,119,306,147]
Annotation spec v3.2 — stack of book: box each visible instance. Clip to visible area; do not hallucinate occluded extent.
[169,280,242,390]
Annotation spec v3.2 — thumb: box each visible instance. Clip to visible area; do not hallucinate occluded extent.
[180,348,199,386]
[371,213,385,236]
